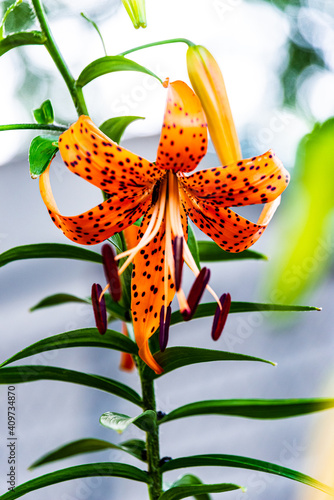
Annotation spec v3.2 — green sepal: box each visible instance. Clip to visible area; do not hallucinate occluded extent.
[0,328,138,368]
[0,462,149,499]
[142,346,275,380]
[0,30,45,56]
[28,136,58,178]
[0,366,142,406]
[29,437,146,469]
[76,55,162,88]
[33,99,54,125]
[160,455,333,495]
[100,410,157,434]
[198,240,267,262]
[100,116,144,144]
[0,243,103,268]
[160,398,334,424]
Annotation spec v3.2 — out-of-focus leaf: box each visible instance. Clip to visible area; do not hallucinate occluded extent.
[0,328,138,367]
[29,438,146,469]
[187,224,201,270]
[0,0,35,36]
[267,118,334,304]
[0,462,149,499]
[0,243,103,267]
[160,455,333,495]
[76,55,161,88]
[29,136,58,178]
[0,30,45,56]
[0,366,142,406]
[100,410,156,434]
[160,398,334,424]
[100,116,144,144]
[33,99,54,125]
[142,346,275,380]
[170,301,320,327]
[198,240,267,262]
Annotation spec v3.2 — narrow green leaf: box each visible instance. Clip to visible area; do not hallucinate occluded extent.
[160,398,334,424]
[30,293,89,311]
[170,301,320,327]
[81,12,107,56]
[29,438,146,469]
[77,55,162,88]
[29,292,129,320]
[160,455,333,495]
[0,462,149,499]
[0,328,138,368]
[159,483,244,500]
[33,99,54,125]
[29,136,58,178]
[187,224,201,270]
[100,116,144,144]
[100,410,156,434]
[0,366,142,406]
[0,31,45,55]
[108,233,124,252]
[143,346,275,380]
[0,243,103,268]
[198,240,267,262]
[166,474,213,500]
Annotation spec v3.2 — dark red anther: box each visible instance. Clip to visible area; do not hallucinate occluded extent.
[173,236,184,292]
[182,267,210,321]
[159,304,172,352]
[91,283,107,335]
[102,243,121,302]
[211,293,231,341]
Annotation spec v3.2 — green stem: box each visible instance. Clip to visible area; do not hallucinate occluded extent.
[31,0,88,117]
[139,360,162,500]
[120,38,195,57]
[0,123,67,132]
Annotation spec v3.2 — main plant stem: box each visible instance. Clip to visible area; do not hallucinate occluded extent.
[31,0,88,117]
[139,360,162,500]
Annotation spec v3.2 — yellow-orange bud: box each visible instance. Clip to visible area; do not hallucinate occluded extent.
[122,0,147,29]
[187,45,242,166]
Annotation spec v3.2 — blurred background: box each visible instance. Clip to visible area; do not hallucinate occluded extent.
[1,0,334,498]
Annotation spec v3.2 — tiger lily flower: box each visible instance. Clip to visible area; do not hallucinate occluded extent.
[39,80,289,374]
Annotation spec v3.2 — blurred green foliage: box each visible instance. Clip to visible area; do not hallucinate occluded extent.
[266,118,334,304]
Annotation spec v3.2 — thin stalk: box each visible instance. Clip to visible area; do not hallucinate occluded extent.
[0,123,67,132]
[120,38,195,57]
[139,359,162,500]
[31,0,88,116]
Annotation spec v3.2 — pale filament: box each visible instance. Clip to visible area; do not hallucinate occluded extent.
[116,179,167,276]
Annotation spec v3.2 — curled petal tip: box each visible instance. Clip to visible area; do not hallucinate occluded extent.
[91,283,107,335]
[102,243,122,302]
[211,292,231,341]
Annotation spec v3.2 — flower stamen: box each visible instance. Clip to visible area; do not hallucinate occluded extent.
[91,283,107,334]
[101,243,122,302]
[211,292,232,340]
[159,304,172,352]
[182,267,211,321]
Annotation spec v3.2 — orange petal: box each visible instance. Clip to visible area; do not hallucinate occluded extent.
[40,164,151,245]
[59,116,163,195]
[131,208,176,373]
[187,45,242,166]
[179,150,290,207]
[156,81,208,173]
[120,323,135,371]
[123,223,140,250]
[181,190,272,253]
